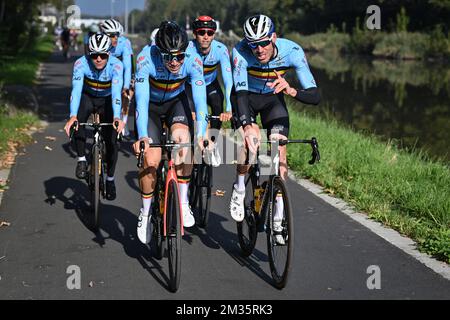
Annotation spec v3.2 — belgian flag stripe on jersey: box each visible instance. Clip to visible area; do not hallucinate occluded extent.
[247,66,291,80]
[149,76,187,92]
[203,62,219,75]
[83,78,112,89]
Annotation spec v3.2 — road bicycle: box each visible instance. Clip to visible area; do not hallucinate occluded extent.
[70,113,120,231]
[137,127,192,292]
[188,115,222,228]
[236,136,320,289]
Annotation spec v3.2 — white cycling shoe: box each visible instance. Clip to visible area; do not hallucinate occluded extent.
[137,209,152,244]
[229,185,245,222]
[210,143,221,167]
[181,202,195,227]
[273,220,285,245]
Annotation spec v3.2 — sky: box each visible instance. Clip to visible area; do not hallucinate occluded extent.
[75,0,146,17]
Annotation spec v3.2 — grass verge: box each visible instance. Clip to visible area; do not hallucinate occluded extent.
[286,104,450,263]
[0,35,54,86]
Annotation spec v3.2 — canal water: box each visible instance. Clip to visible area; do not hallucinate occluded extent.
[291,53,450,162]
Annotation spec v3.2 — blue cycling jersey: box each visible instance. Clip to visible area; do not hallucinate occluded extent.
[187,39,233,112]
[109,36,133,89]
[232,38,317,94]
[69,55,124,119]
[134,44,208,139]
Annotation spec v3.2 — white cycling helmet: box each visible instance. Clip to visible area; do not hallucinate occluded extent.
[88,33,111,54]
[101,19,123,35]
[243,14,275,42]
[150,28,159,44]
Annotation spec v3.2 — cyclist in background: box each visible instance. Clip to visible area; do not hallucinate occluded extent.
[64,34,125,200]
[60,27,71,58]
[133,21,208,244]
[229,14,320,241]
[101,19,134,137]
[186,15,233,166]
[150,28,159,46]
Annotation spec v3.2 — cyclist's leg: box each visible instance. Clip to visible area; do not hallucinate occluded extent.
[137,108,163,244]
[206,80,224,131]
[259,93,289,180]
[99,96,118,177]
[73,94,93,156]
[167,94,195,227]
[260,94,289,230]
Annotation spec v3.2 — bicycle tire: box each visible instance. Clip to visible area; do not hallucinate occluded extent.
[266,176,293,289]
[91,144,101,231]
[196,164,212,228]
[166,179,181,292]
[151,200,164,260]
[237,179,258,257]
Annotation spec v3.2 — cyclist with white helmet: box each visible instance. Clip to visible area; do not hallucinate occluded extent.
[64,34,125,200]
[101,19,134,136]
[229,15,321,241]
[133,21,208,244]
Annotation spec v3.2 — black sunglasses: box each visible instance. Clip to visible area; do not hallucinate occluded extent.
[196,29,215,36]
[161,52,185,62]
[247,39,272,49]
[106,32,120,38]
[90,53,108,60]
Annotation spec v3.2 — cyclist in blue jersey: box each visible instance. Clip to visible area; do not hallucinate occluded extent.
[101,19,134,136]
[133,21,209,244]
[185,15,233,166]
[229,15,321,239]
[64,34,125,200]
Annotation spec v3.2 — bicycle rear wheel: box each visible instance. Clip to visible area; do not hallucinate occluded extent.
[166,179,181,292]
[196,164,212,228]
[266,176,293,289]
[91,144,101,231]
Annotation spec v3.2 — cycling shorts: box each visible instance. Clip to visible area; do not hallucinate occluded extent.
[232,91,289,138]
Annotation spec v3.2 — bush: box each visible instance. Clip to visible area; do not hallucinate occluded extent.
[373,32,429,60]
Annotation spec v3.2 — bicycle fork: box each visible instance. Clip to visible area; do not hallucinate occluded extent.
[163,158,185,237]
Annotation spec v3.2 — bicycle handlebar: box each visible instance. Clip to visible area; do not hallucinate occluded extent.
[136,140,194,168]
[69,120,122,141]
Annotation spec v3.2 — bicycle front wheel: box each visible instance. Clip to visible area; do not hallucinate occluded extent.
[266,176,293,289]
[166,179,181,292]
[237,180,258,257]
[196,164,212,228]
[91,144,101,231]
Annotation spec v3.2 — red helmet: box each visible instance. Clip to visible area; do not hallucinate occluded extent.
[192,16,217,31]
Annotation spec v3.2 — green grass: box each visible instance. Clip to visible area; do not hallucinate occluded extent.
[0,106,39,161]
[0,35,54,86]
[286,104,450,262]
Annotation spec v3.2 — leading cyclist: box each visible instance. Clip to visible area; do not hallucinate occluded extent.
[229,15,321,242]
[133,21,208,244]
[64,34,125,200]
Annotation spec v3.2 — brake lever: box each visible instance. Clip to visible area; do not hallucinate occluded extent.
[69,121,78,140]
[137,140,145,168]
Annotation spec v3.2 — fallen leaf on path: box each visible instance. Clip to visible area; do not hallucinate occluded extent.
[214,189,226,197]
[44,146,53,151]
[45,136,56,141]
[0,221,11,227]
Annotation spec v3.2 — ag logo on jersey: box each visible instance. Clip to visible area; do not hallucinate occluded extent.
[195,80,204,86]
